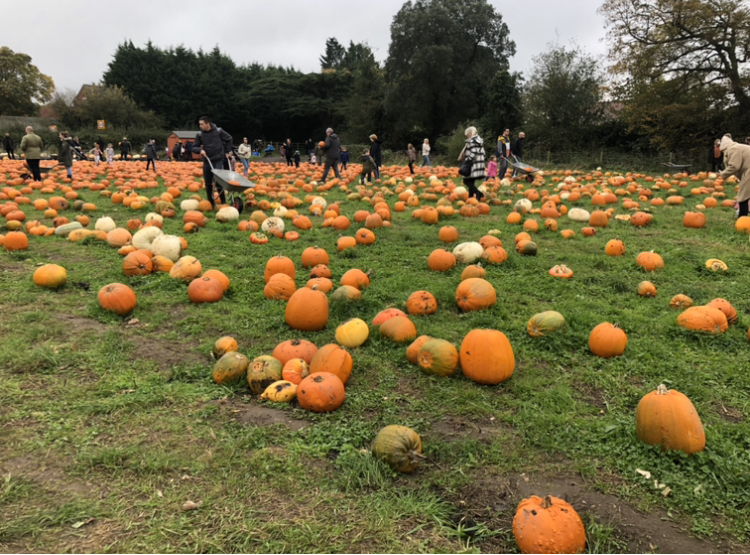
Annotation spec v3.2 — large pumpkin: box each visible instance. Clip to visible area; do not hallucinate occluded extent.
[309,343,353,384]
[588,323,627,358]
[286,286,329,331]
[371,425,424,473]
[264,254,296,283]
[456,278,497,312]
[272,338,318,365]
[459,329,515,384]
[635,384,706,455]
[513,495,586,554]
[33,264,67,289]
[379,316,417,343]
[417,339,458,377]
[97,283,137,316]
[297,372,345,412]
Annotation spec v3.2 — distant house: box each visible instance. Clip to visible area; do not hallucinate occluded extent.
[167,131,201,160]
[74,84,100,105]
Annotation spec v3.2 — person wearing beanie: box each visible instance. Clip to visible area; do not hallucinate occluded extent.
[719,134,750,217]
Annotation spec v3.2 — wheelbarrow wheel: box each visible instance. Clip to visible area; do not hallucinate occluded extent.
[232,196,244,214]
[525,174,534,183]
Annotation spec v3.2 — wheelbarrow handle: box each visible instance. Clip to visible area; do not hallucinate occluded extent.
[202,151,214,170]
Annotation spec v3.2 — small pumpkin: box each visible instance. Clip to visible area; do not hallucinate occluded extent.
[406,291,438,316]
[297,372,345,412]
[705,258,728,272]
[548,264,573,279]
[33,264,67,289]
[97,283,137,316]
[335,318,369,348]
[588,323,627,358]
[417,339,458,377]
[406,335,432,365]
[371,425,424,473]
[247,355,284,394]
[281,358,310,384]
[331,285,361,302]
[455,278,497,312]
[669,294,693,310]
[527,311,565,338]
[637,280,657,297]
[513,495,586,555]
[264,273,297,301]
[260,380,297,402]
[212,336,239,358]
[372,308,407,327]
[635,251,664,272]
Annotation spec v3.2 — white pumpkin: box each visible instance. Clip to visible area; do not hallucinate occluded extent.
[132,226,163,250]
[94,216,116,233]
[273,205,288,218]
[429,175,437,181]
[405,177,413,184]
[515,199,532,214]
[145,212,164,225]
[311,196,327,209]
[500,178,512,187]
[261,216,285,234]
[487,229,502,236]
[568,208,591,222]
[560,192,570,200]
[180,199,199,211]
[453,242,484,264]
[151,234,183,261]
[564,176,576,184]
[216,206,240,223]
[454,186,468,197]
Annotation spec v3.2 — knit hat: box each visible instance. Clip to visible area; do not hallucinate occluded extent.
[720,134,734,151]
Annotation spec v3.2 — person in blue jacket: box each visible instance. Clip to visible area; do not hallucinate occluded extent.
[339,147,350,170]
[192,116,233,209]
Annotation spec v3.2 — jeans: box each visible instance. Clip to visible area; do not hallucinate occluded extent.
[146,158,156,171]
[27,158,42,181]
[65,166,72,179]
[422,155,430,167]
[241,158,250,175]
[463,177,484,200]
[361,171,371,184]
[203,158,226,207]
[321,158,341,181]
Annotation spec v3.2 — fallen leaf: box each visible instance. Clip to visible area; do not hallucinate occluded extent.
[126,318,139,326]
[209,428,217,440]
[156,490,163,498]
[72,517,95,529]
[693,484,704,496]
[181,474,190,481]
[182,500,202,511]
[636,468,651,480]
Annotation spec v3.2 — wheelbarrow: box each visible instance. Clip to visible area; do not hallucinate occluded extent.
[661,162,691,174]
[507,155,540,182]
[19,161,59,181]
[204,155,255,213]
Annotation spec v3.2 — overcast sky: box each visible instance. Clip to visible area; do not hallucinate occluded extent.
[5,0,608,94]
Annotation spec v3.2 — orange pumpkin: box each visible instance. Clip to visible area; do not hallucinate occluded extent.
[459,329,515,384]
[297,372,345,412]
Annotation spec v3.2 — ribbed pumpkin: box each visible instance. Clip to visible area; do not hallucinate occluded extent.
[309,264,332,279]
[306,277,334,292]
[272,338,318,365]
[340,268,371,290]
[438,225,459,243]
[106,228,132,248]
[97,283,137,316]
[455,278,497,312]
[300,246,329,268]
[122,250,153,276]
[212,336,239,358]
[635,251,664,272]
[417,339,458,377]
[247,355,284,394]
[371,425,424,473]
[286,285,329,331]
[527,311,565,338]
[636,280,657,297]
[459,329,515,384]
[406,335,432,365]
[635,384,706,455]
[683,211,706,228]
[264,254,296,283]
[151,255,174,273]
[427,249,456,271]
[187,276,224,303]
[481,246,508,264]
[588,323,627,358]
[677,306,728,334]
[297,372,345,412]
[170,256,202,280]
[379,316,417,343]
[202,269,230,292]
[310,343,353,384]
[281,358,310,384]
[33,264,67,289]
[406,291,438,316]
[335,318,369,348]
[212,352,249,385]
[264,273,297,300]
[513,495,586,555]
[669,294,693,309]
[461,263,486,280]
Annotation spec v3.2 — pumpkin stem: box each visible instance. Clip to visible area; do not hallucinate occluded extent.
[656,383,669,395]
[365,269,373,277]
[541,496,553,509]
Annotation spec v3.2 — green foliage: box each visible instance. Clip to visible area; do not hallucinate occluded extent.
[523,44,605,150]
[436,122,489,166]
[340,55,387,142]
[0,47,55,116]
[320,37,346,70]
[480,70,524,138]
[384,0,516,144]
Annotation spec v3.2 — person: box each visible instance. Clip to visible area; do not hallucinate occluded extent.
[280,143,286,160]
[407,143,417,174]
[265,143,275,157]
[708,139,723,172]
[172,141,183,163]
[421,138,431,167]
[93,144,102,166]
[719,134,750,217]
[184,140,194,161]
[511,132,525,177]
[360,148,375,184]
[96,137,106,153]
[119,137,130,161]
[310,152,317,165]
[3,133,15,159]
[305,138,314,159]
[192,116,233,209]
[314,141,323,165]
[143,139,157,171]
[293,150,301,168]
[339,146,350,170]
[369,134,382,179]
[106,143,115,166]
[238,137,252,176]
[458,126,486,201]
[59,131,74,179]
[486,155,498,180]
[497,129,510,179]
[320,127,341,181]
[72,136,83,159]
[20,126,44,181]
[165,145,171,161]
[284,139,294,166]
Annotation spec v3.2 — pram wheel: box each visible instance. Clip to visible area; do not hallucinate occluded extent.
[525,174,534,183]
[232,196,244,214]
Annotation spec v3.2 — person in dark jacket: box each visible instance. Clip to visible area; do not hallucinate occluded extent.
[119,137,131,161]
[192,116,234,208]
[96,137,106,153]
[407,143,417,174]
[369,134,382,179]
[172,141,183,162]
[360,149,375,184]
[143,139,158,172]
[320,128,341,181]
[305,138,314,159]
[708,139,723,172]
[59,131,74,179]
[510,132,525,177]
[3,133,15,159]
[293,150,301,168]
[284,139,294,166]
[339,147,350,170]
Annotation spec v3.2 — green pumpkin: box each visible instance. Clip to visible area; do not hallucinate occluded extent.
[417,339,458,377]
[213,352,250,385]
[516,240,538,256]
[371,425,424,473]
[248,355,283,393]
[330,285,361,303]
[527,311,566,337]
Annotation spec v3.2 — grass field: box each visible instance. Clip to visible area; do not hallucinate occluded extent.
[1,160,749,553]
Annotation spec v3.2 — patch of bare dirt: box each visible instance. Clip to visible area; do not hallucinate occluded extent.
[1,519,127,554]
[451,471,741,554]
[213,398,310,431]
[573,381,607,410]
[124,330,207,371]
[429,415,509,444]
[54,313,108,334]
[0,454,100,497]
[713,402,745,423]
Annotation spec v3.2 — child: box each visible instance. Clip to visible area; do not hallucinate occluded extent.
[360,149,375,184]
[106,143,114,166]
[293,150,301,168]
[339,146,350,170]
[93,144,101,166]
[486,155,498,180]
[310,153,317,165]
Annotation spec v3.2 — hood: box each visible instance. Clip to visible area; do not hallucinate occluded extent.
[328,133,338,139]
[720,135,734,151]
[469,135,484,146]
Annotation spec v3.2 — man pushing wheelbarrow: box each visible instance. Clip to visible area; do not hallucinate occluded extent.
[192,116,234,209]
